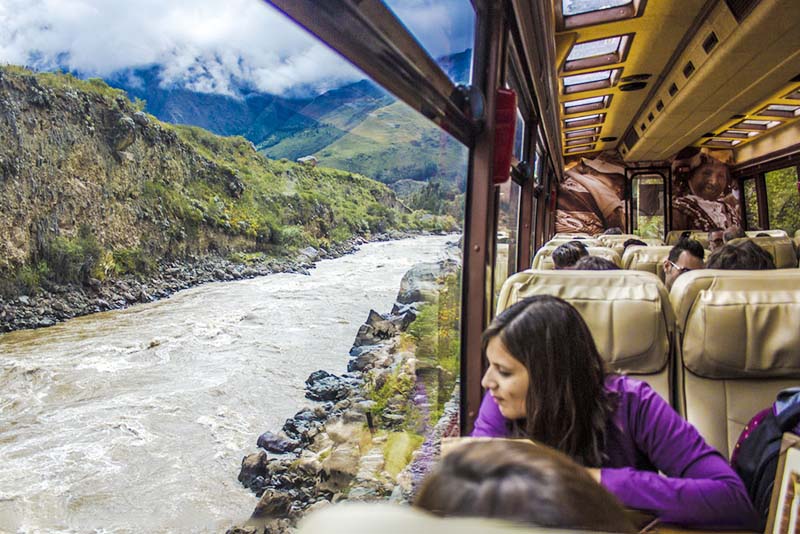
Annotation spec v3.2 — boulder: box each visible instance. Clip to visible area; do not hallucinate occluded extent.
[305,370,350,402]
[252,489,293,519]
[238,450,268,489]
[110,115,136,152]
[319,443,360,492]
[257,431,300,454]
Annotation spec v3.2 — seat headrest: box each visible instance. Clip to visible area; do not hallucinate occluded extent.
[621,245,674,280]
[666,230,709,249]
[532,247,621,270]
[553,232,591,239]
[726,236,797,268]
[546,238,601,248]
[671,269,800,379]
[746,229,788,238]
[497,270,672,373]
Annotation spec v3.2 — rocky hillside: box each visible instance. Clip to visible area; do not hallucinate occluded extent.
[0,66,455,299]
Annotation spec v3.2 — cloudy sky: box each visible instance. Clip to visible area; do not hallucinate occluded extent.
[0,0,473,97]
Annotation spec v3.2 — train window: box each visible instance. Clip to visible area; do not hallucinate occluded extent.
[566,144,596,154]
[565,126,601,139]
[735,119,782,130]
[785,89,800,100]
[563,95,611,114]
[765,167,800,237]
[563,0,631,16]
[562,69,621,94]
[742,178,761,230]
[383,0,475,85]
[559,0,644,30]
[756,104,800,118]
[566,136,599,146]
[564,35,631,71]
[703,138,741,148]
[721,129,759,139]
[564,113,605,128]
[629,174,665,238]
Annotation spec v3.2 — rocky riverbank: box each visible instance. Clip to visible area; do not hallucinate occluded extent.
[0,230,445,333]
[230,256,461,534]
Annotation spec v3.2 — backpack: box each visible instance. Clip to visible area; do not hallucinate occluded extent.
[732,389,800,529]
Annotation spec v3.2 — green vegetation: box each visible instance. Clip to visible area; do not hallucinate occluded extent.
[364,366,415,420]
[382,431,424,478]
[765,167,800,236]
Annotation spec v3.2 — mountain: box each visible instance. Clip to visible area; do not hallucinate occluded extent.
[103,50,473,196]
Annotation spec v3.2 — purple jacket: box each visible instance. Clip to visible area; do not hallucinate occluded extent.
[472,374,760,529]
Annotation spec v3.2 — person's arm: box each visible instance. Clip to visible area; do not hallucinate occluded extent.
[600,381,760,530]
[470,391,510,437]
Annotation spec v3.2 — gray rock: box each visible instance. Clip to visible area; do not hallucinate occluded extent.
[257,431,300,454]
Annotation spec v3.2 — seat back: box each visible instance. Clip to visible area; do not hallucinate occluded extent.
[497,270,674,402]
[726,236,798,269]
[621,246,674,282]
[604,238,665,257]
[532,247,621,270]
[545,238,601,248]
[746,229,788,238]
[665,230,709,249]
[671,269,800,457]
[552,232,591,239]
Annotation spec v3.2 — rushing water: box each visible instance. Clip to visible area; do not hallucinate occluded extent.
[0,235,455,534]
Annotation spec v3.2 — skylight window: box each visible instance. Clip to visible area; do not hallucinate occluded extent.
[566,136,598,146]
[784,89,800,100]
[756,104,800,118]
[564,114,605,129]
[563,95,611,114]
[720,130,759,139]
[735,119,782,130]
[703,138,741,148]
[563,69,620,94]
[566,144,596,154]
[564,35,631,71]
[562,0,631,16]
[565,127,600,139]
[559,0,643,30]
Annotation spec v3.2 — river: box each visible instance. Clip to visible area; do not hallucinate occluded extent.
[0,235,456,534]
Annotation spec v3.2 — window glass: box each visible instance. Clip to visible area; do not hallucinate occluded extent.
[564,70,612,86]
[765,167,800,236]
[565,95,605,108]
[630,175,664,239]
[563,0,631,16]
[495,180,521,303]
[567,37,621,60]
[383,0,475,85]
[743,178,760,230]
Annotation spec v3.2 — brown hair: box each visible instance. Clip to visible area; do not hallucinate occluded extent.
[414,440,635,532]
[706,240,776,270]
[482,295,614,466]
[574,255,620,271]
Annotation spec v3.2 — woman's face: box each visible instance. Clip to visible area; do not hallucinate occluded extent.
[688,161,728,200]
[481,337,529,420]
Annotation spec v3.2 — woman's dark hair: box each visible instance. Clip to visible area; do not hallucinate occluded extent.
[552,241,589,269]
[706,240,776,270]
[623,238,647,250]
[482,295,614,466]
[574,256,620,271]
[414,440,635,532]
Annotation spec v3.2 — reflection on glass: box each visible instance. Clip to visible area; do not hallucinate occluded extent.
[765,167,800,236]
[631,176,664,239]
[567,37,622,60]
[563,0,631,16]
[743,178,760,230]
[495,179,521,303]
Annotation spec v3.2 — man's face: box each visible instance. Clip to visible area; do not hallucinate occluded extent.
[664,250,705,290]
[708,231,724,252]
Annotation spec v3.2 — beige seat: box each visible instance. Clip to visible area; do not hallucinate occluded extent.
[665,230,709,249]
[726,236,798,269]
[531,246,621,270]
[552,232,591,239]
[746,229,788,238]
[621,245,674,282]
[595,234,640,247]
[496,270,674,402]
[545,237,601,248]
[671,269,800,458]
[603,238,665,258]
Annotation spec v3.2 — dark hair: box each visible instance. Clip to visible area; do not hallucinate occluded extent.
[602,227,623,235]
[706,240,776,270]
[574,256,620,271]
[552,241,589,269]
[723,226,746,242]
[622,238,647,251]
[481,296,614,466]
[414,441,636,532]
[756,232,771,238]
[668,238,704,263]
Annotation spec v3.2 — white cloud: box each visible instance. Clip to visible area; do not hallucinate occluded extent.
[0,0,474,97]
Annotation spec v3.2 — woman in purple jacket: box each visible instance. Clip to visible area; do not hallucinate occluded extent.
[472,295,759,530]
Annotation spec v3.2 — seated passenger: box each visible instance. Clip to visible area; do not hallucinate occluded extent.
[708,227,724,252]
[623,238,647,251]
[723,226,746,243]
[552,241,588,270]
[471,295,759,529]
[414,440,636,532]
[573,255,619,271]
[706,240,776,270]
[663,238,704,290]
[602,227,624,235]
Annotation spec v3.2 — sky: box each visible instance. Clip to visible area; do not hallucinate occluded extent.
[0,0,474,97]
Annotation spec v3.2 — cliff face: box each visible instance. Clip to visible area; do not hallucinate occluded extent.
[0,67,444,294]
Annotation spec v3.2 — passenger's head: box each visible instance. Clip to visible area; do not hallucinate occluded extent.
[602,227,623,235]
[756,232,771,238]
[573,256,620,271]
[414,441,636,532]
[623,238,647,251]
[672,147,730,201]
[708,228,724,252]
[706,240,776,270]
[723,226,746,243]
[552,241,588,270]
[664,238,705,290]
[481,296,611,465]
